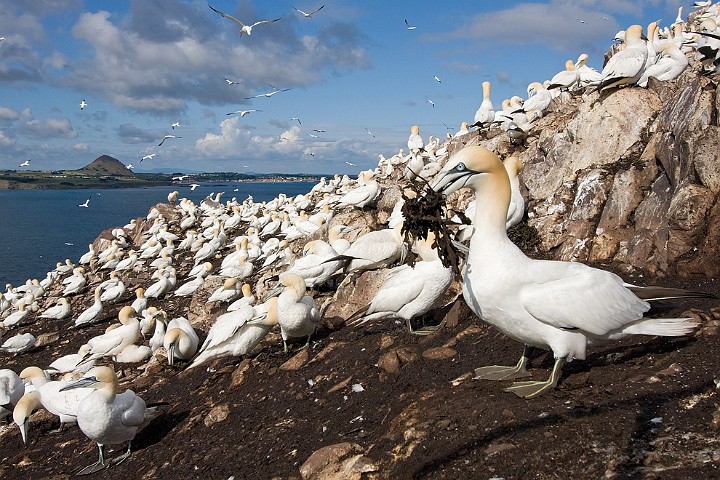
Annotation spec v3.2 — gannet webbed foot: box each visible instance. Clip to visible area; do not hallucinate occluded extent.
[110,443,132,467]
[474,345,533,381]
[48,422,65,434]
[76,444,110,475]
[503,357,565,399]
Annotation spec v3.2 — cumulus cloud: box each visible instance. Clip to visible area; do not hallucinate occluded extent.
[116,123,157,144]
[20,117,76,138]
[437,1,622,54]
[61,3,369,115]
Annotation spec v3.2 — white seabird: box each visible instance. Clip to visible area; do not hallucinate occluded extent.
[209,4,281,36]
[39,297,72,320]
[0,369,24,421]
[60,366,162,475]
[260,273,320,352]
[158,135,181,147]
[187,301,274,369]
[472,81,495,128]
[163,317,199,366]
[293,5,325,18]
[1,333,35,355]
[74,286,104,327]
[430,145,712,398]
[597,24,649,92]
[347,232,453,334]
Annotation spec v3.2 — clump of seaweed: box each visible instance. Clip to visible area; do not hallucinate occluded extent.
[400,184,462,277]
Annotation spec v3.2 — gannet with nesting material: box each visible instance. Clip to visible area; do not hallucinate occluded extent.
[336,171,380,209]
[60,366,161,474]
[209,4,281,36]
[430,145,713,398]
[187,301,274,368]
[637,42,688,87]
[0,369,24,421]
[347,232,453,334]
[39,297,71,320]
[1,333,35,355]
[261,273,320,351]
[473,81,495,128]
[163,317,199,366]
[74,286,104,327]
[597,25,649,92]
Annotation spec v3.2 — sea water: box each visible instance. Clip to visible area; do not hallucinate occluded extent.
[0,182,315,286]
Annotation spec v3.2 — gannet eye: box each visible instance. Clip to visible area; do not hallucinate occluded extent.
[455,163,467,172]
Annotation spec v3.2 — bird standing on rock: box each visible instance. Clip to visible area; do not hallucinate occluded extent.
[430,145,714,398]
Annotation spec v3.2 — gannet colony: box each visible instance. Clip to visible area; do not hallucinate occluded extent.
[2,3,720,478]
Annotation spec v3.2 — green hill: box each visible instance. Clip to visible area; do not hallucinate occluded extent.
[74,154,134,177]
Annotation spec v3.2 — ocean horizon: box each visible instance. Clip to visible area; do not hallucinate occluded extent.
[0,181,315,287]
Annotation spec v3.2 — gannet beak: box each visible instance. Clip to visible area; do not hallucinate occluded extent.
[19,419,29,444]
[59,375,98,391]
[167,344,176,366]
[263,282,285,301]
[430,163,474,195]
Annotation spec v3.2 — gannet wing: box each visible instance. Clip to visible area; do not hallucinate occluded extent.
[520,263,649,336]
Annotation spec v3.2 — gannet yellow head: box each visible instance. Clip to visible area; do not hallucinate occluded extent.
[430,146,505,196]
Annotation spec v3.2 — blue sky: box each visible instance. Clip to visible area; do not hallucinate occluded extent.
[0,0,685,174]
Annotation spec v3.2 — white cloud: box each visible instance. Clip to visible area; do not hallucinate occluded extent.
[21,117,76,138]
[62,5,369,115]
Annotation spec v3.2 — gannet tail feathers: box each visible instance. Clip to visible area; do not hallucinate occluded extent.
[621,317,699,337]
[625,285,718,301]
[346,304,371,325]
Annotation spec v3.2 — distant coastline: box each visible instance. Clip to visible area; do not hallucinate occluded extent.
[0,170,326,190]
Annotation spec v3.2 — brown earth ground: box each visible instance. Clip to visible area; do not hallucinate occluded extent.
[1,263,718,480]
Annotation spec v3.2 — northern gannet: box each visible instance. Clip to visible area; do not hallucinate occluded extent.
[347,232,453,334]
[226,109,261,117]
[597,25,649,92]
[163,317,199,366]
[60,366,162,474]
[0,333,35,355]
[430,145,713,398]
[74,286,104,327]
[39,297,71,320]
[187,301,274,368]
[261,273,320,352]
[0,369,24,421]
[209,4,281,36]
[158,135,181,147]
[472,81,495,128]
[19,366,93,434]
[636,42,688,87]
[293,5,324,18]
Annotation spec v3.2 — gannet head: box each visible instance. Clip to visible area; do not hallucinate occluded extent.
[410,125,420,135]
[118,305,138,325]
[19,366,45,385]
[575,53,589,67]
[430,146,504,196]
[60,366,117,394]
[13,391,41,444]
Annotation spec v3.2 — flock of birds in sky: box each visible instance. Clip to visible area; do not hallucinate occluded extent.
[1,1,720,475]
